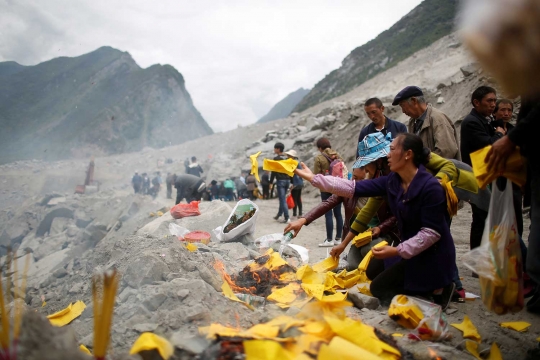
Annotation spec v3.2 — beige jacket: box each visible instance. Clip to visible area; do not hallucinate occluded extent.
[408,104,460,160]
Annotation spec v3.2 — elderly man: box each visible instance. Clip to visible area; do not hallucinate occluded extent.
[393,86,459,159]
[358,98,407,142]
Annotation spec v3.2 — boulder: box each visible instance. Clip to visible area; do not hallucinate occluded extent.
[460,63,479,77]
[293,130,323,145]
[170,334,209,355]
[124,254,169,289]
[348,287,380,310]
[81,222,108,246]
[49,217,70,236]
[36,208,74,237]
[74,209,93,228]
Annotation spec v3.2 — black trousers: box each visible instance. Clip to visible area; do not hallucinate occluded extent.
[262,184,270,199]
[470,203,488,250]
[369,260,406,306]
[291,188,302,216]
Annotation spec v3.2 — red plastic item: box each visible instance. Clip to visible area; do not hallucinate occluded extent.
[170,201,201,219]
[184,231,211,245]
[286,194,295,209]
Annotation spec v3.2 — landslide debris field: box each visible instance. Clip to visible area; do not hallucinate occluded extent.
[0,34,538,360]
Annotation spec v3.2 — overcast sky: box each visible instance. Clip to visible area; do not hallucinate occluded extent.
[1,0,423,132]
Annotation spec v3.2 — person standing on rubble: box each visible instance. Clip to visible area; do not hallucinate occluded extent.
[166,173,174,199]
[174,173,206,204]
[313,138,344,247]
[271,142,292,224]
[187,156,204,177]
[132,172,142,193]
[142,173,150,195]
[223,178,236,201]
[394,86,460,160]
[294,133,457,309]
[359,97,407,142]
[245,172,257,200]
[261,170,271,199]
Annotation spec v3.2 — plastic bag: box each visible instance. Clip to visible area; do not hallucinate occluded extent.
[214,199,259,242]
[388,295,450,341]
[170,201,201,219]
[168,223,190,239]
[463,178,524,314]
[254,233,283,248]
[286,194,295,209]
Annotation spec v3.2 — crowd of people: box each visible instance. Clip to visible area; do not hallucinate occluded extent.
[131,171,163,199]
[278,85,538,314]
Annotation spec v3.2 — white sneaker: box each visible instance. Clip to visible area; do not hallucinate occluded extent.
[318,239,335,247]
[334,238,342,245]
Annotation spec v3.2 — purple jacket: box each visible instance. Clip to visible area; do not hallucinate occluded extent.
[311,166,455,293]
[303,194,358,239]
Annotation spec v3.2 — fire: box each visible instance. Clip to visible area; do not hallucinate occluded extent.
[427,347,443,360]
[213,250,298,298]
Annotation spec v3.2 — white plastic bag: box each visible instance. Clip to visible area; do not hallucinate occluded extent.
[214,199,259,242]
[287,244,309,264]
[463,179,524,314]
[254,233,283,248]
[169,223,190,239]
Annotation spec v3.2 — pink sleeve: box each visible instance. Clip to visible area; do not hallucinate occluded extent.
[311,174,355,198]
[396,228,441,259]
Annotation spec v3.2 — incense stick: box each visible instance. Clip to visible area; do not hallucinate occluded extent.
[14,253,30,340]
[0,262,10,352]
[93,270,119,360]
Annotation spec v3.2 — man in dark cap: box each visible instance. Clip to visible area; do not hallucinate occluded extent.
[393,86,459,159]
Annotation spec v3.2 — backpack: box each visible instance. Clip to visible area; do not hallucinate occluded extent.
[323,154,348,179]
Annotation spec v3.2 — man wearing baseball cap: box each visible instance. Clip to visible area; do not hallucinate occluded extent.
[393,86,460,160]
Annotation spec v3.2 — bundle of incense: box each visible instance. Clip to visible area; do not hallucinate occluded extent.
[92,270,119,360]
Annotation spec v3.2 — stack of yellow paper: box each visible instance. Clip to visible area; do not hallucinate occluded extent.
[470,145,526,189]
[440,174,458,217]
[388,295,424,329]
[263,158,299,177]
[351,230,372,248]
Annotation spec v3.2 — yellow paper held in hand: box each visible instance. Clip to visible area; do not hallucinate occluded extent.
[47,300,86,327]
[263,158,298,177]
[450,315,481,342]
[470,145,526,189]
[352,230,372,248]
[312,257,339,273]
[358,241,388,272]
[250,151,262,182]
[130,332,174,360]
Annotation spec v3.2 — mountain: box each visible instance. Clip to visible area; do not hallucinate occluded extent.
[257,88,310,123]
[0,46,213,164]
[294,0,459,113]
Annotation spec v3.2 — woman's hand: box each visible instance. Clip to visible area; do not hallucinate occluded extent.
[284,218,306,237]
[330,242,347,258]
[372,245,399,259]
[371,227,381,238]
[294,162,315,182]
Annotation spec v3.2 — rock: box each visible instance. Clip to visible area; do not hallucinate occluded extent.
[5,223,30,247]
[141,289,167,311]
[39,193,63,206]
[177,289,190,299]
[285,307,301,317]
[47,197,66,206]
[348,288,380,310]
[66,225,78,237]
[124,254,169,289]
[460,63,479,77]
[53,268,68,279]
[81,222,108,245]
[36,208,74,237]
[33,233,69,261]
[131,323,159,333]
[446,307,458,315]
[68,282,83,294]
[185,304,210,321]
[293,130,322,145]
[170,334,209,355]
[118,287,137,303]
[219,242,250,261]
[49,217,70,236]
[197,265,222,292]
[74,209,93,228]
[437,97,445,104]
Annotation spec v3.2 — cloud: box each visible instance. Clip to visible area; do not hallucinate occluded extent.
[0,0,423,132]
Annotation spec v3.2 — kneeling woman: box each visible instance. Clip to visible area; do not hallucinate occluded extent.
[295,133,456,307]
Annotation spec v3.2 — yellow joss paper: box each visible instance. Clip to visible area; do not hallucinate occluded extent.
[249,151,262,182]
[184,242,197,252]
[244,340,294,360]
[451,315,481,342]
[487,343,503,360]
[500,321,531,332]
[318,336,384,360]
[358,284,372,296]
[358,241,388,271]
[440,174,458,217]
[297,265,325,284]
[388,295,424,329]
[470,145,526,189]
[267,283,301,305]
[79,345,92,355]
[47,300,86,327]
[221,281,254,310]
[130,332,174,360]
[199,323,242,338]
[312,257,339,273]
[321,292,348,303]
[263,158,299,177]
[246,323,280,339]
[392,333,403,337]
[465,340,482,360]
[301,283,325,300]
[352,230,372,248]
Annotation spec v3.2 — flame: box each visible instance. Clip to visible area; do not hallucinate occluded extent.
[427,347,443,360]
[213,260,257,295]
